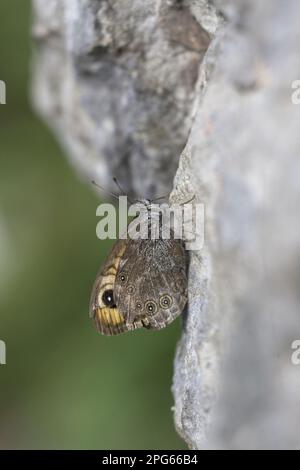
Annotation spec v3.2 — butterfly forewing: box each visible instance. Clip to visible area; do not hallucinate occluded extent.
[90,214,188,335]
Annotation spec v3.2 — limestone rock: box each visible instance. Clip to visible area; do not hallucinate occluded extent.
[32,0,300,449]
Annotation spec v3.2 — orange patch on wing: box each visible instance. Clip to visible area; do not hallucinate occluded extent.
[96,307,125,326]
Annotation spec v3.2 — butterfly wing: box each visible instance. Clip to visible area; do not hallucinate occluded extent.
[90,237,187,336]
[89,239,131,335]
[114,238,188,330]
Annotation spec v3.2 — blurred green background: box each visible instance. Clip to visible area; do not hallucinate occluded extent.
[0,1,184,449]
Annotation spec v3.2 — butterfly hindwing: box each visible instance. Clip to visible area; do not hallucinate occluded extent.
[114,238,187,331]
[90,220,188,336]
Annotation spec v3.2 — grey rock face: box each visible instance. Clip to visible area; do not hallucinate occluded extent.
[32,0,300,449]
[32,0,210,198]
[172,0,300,449]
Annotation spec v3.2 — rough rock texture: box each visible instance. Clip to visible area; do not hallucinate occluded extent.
[32,0,300,449]
[31,0,210,198]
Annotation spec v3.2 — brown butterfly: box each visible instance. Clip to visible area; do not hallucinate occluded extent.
[89,197,188,336]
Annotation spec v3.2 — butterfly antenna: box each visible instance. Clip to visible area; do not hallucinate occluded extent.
[113,177,126,194]
[151,194,168,203]
[91,180,120,201]
[180,195,195,205]
[113,177,134,204]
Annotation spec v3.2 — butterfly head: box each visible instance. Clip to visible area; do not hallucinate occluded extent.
[135,198,151,208]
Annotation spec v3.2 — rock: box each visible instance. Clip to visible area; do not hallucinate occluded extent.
[31,0,209,198]
[32,0,300,449]
[172,0,300,449]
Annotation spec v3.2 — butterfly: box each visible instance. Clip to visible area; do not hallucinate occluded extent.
[89,195,188,336]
